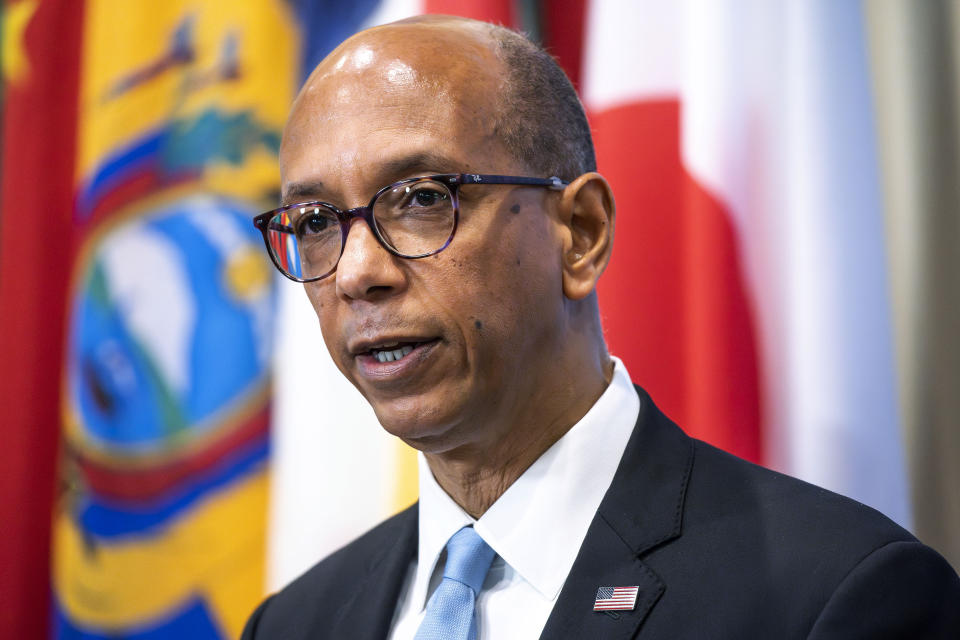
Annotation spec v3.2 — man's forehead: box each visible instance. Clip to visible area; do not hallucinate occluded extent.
[280,19,510,186]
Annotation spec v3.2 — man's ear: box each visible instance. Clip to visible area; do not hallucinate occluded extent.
[556,172,615,300]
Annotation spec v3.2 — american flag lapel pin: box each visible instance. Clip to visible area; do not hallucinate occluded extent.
[593,585,640,611]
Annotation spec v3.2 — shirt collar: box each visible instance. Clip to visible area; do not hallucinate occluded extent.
[412,358,640,608]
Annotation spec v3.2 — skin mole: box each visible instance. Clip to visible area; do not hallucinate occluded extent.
[510,203,521,214]
[474,319,483,331]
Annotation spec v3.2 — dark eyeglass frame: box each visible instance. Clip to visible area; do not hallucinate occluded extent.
[253,173,568,283]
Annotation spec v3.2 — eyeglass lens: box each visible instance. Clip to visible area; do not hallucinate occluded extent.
[265,178,456,281]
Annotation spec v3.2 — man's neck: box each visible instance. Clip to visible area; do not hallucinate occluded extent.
[423,356,614,518]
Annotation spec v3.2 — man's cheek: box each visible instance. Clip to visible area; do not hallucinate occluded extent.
[306,288,334,330]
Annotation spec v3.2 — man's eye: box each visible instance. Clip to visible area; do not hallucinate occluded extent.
[406,187,449,208]
[297,213,336,236]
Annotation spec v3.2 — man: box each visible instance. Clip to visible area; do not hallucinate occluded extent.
[243,15,959,639]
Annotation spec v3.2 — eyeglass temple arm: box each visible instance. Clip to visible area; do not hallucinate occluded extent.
[456,174,567,190]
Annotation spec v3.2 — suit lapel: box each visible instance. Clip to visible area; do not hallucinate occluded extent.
[538,515,666,640]
[329,504,419,639]
[539,386,695,640]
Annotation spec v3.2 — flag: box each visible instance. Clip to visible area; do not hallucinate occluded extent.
[46,1,299,637]
[593,585,640,611]
[0,0,84,636]
[583,0,910,526]
[863,0,960,569]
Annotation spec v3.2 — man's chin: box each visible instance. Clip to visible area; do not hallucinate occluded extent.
[375,415,451,450]
[370,403,467,453]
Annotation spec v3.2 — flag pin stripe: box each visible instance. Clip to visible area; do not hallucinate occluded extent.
[593,585,640,611]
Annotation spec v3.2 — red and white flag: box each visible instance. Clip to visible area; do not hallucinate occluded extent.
[584,0,910,526]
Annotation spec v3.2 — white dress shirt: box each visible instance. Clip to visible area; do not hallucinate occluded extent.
[388,358,640,640]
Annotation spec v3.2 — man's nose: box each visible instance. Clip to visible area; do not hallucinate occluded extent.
[335,218,406,301]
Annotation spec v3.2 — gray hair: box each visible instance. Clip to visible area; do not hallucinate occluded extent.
[489,25,597,182]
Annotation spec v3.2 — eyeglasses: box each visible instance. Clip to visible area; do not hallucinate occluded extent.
[253,173,567,283]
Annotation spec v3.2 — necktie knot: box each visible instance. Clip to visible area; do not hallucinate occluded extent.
[413,526,495,640]
[442,526,496,594]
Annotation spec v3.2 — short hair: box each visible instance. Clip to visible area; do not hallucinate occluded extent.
[487,26,597,182]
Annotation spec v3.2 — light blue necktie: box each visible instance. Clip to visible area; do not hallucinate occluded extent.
[414,526,496,640]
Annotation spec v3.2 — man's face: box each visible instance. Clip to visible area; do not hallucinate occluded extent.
[280,26,568,453]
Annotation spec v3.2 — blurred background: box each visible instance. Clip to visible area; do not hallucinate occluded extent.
[1,0,957,637]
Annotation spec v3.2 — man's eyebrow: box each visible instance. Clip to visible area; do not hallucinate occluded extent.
[281,151,463,205]
[282,180,325,204]
[377,151,461,179]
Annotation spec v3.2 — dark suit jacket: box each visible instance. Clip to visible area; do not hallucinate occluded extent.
[242,386,960,638]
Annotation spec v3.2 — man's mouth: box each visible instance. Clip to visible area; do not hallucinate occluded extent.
[369,341,418,363]
[355,338,440,365]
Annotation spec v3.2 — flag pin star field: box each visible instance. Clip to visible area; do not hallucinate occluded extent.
[593,585,640,611]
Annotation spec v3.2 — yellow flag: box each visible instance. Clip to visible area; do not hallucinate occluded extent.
[53,2,298,636]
